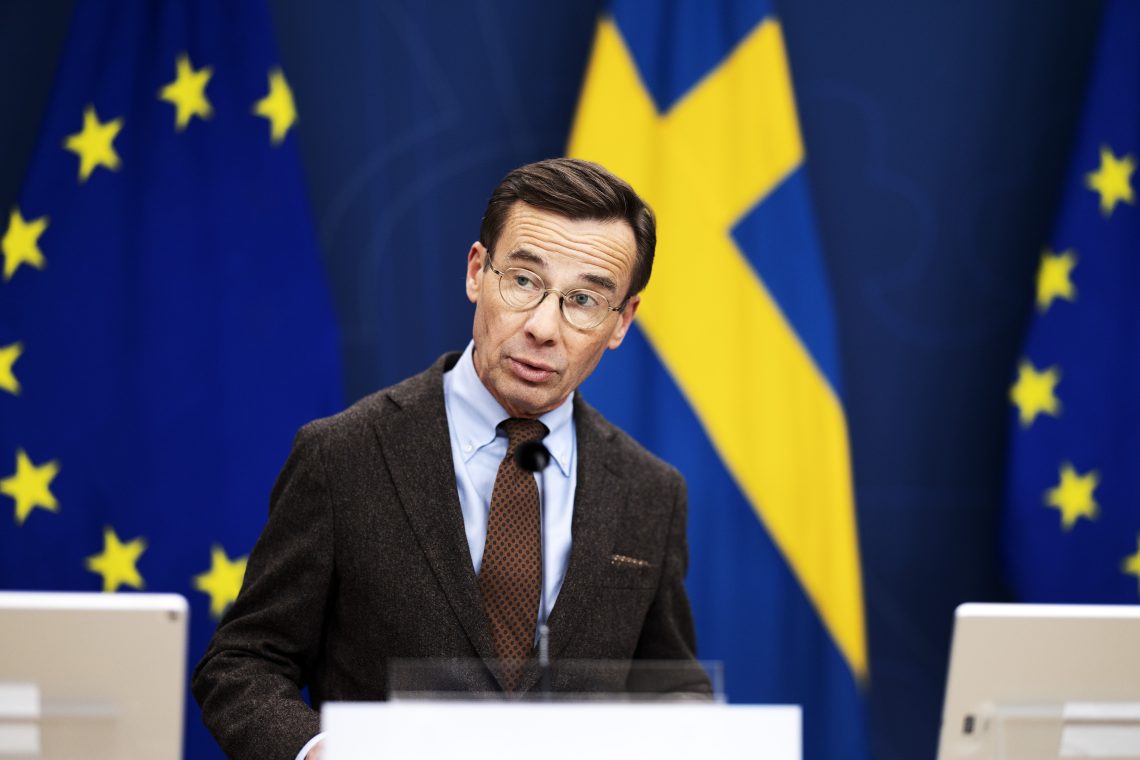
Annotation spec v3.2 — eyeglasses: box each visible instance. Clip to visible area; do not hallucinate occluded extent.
[487,255,627,330]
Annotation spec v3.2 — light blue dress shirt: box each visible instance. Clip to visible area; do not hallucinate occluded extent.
[442,340,577,615]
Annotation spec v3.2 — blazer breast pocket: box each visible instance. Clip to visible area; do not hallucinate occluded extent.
[597,553,658,589]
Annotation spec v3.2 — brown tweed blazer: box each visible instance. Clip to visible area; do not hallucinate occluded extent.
[192,353,701,760]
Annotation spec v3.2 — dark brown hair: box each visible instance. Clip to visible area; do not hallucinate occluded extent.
[478,158,656,301]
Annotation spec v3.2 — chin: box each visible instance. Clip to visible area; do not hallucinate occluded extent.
[509,398,551,418]
[506,388,559,418]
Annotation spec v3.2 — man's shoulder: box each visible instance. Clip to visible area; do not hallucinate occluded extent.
[295,352,458,445]
[573,396,682,486]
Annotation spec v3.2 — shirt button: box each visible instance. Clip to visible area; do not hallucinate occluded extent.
[464,444,473,453]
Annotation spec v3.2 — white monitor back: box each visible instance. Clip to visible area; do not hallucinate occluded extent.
[938,603,1140,760]
[0,592,187,760]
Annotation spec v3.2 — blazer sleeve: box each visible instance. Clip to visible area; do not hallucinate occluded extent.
[629,472,711,694]
[192,423,334,760]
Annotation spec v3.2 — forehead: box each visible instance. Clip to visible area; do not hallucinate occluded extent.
[497,202,637,284]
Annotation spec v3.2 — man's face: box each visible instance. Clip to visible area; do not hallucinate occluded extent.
[465,202,641,419]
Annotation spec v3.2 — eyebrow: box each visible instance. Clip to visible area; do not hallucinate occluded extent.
[504,249,545,269]
[504,248,619,295]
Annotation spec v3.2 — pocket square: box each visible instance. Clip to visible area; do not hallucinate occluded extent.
[610,553,651,569]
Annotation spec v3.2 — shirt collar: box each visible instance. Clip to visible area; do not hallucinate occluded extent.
[444,341,574,476]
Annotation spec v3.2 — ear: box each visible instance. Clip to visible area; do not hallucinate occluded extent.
[606,294,640,350]
[466,242,486,304]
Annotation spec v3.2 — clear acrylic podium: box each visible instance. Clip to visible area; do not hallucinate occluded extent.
[320,659,801,760]
[386,657,722,701]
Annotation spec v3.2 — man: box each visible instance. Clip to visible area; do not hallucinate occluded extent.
[193,158,703,760]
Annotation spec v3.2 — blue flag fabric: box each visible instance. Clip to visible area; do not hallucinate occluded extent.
[0,2,343,757]
[1004,0,1140,602]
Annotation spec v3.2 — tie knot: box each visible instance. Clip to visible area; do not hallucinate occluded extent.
[499,418,548,451]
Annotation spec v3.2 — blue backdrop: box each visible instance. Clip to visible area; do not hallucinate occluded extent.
[0,2,1109,759]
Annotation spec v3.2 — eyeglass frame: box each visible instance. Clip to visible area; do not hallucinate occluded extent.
[484,251,630,330]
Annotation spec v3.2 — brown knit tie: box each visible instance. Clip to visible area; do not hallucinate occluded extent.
[479,417,548,691]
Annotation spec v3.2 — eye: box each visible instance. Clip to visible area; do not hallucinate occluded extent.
[508,268,542,289]
[568,291,601,309]
[511,271,540,290]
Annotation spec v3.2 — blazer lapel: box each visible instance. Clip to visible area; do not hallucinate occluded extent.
[372,355,498,666]
[516,398,626,692]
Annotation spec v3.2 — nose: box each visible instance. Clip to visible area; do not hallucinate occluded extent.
[524,291,562,344]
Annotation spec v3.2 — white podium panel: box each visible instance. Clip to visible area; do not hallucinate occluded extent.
[322,701,800,760]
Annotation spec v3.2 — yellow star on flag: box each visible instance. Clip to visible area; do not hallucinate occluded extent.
[1036,248,1077,312]
[85,526,147,592]
[1010,359,1061,428]
[1085,144,1135,216]
[158,52,214,131]
[1044,462,1099,531]
[2,208,49,282]
[252,68,296,145]
[193,544,248,619]
[0,448,60,526]
[1123,536,1140,597]
[0,341,23,395]
[63,105,123,183]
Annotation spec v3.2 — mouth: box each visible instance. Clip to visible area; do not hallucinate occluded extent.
[508,356,557,383]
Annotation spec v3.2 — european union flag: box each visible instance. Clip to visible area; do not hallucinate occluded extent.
[0,2,342,757]
[1005,0,1140,603]
[569,2,869,759]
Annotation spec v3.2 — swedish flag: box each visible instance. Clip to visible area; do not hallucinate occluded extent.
[569,2,868,758]
[0,2,342,757]
[1005,0,1140,603]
